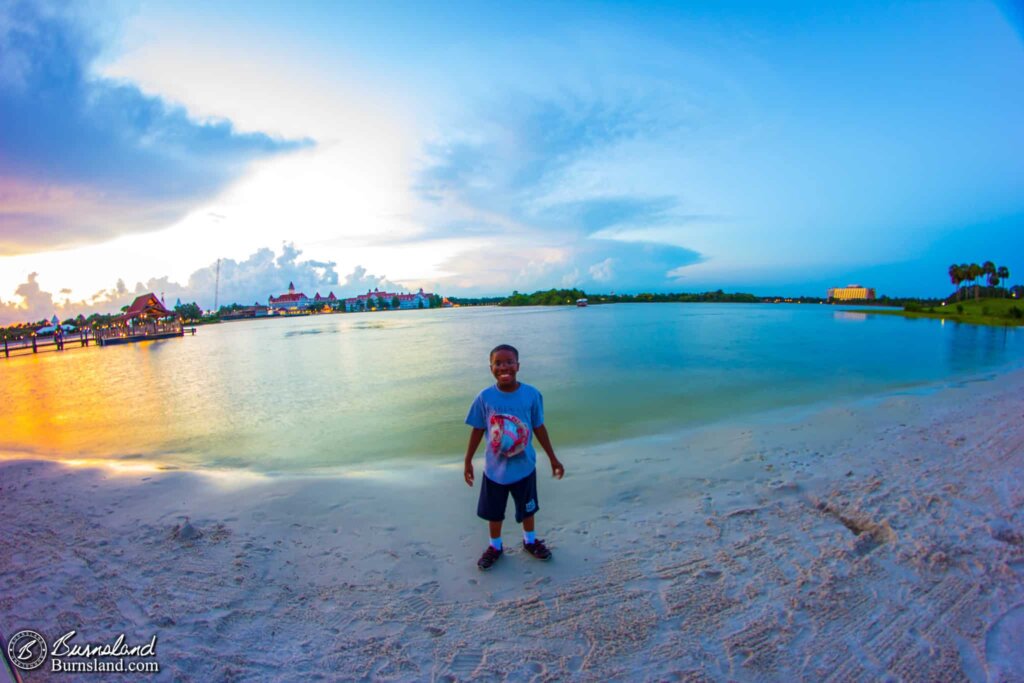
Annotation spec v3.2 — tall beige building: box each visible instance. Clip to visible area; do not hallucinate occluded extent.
[828,284,876,301]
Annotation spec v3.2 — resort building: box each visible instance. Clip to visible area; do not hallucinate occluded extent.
[344,288,434,312]
[268,282,311,311]
[312,292,339,310]
[268,283,342,312]
[827,284,876,301]
[221,306,271,321]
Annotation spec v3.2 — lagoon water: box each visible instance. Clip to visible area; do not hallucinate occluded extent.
[1,303,1022,472]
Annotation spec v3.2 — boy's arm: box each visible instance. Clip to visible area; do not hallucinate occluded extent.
[464,428,485,487]
[533,425,564,479]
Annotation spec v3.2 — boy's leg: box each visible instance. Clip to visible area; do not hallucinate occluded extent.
[521,515,540,546]
[511,472,551,560]
[477,475,509,570]
[509,471,540,525]
[477,474,510,536]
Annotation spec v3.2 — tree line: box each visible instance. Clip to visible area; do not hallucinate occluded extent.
[499,288,761,306]
[948,262,1011,301]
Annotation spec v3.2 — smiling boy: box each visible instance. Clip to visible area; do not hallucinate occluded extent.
[464,344,565,570]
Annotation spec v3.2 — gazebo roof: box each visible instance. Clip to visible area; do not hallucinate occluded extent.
[115,293,176,322]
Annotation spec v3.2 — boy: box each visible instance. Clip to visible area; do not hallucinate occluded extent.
[464,344,564,570]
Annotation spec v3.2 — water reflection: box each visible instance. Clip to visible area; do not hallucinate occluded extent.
[946,321,1014,374]
[1,305,1021,472]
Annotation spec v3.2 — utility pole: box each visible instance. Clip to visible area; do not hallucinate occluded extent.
[214,258,221,313]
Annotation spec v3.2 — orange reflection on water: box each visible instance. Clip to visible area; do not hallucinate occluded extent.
[0,339,228,466]
[0,352,112,454]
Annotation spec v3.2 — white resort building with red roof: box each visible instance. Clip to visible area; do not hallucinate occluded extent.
[344,288,434,312]
[268,282,310,311]
[268,282,341,312]
[268,283,434,313]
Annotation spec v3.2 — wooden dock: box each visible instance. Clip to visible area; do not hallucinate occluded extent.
[2,327,196,359]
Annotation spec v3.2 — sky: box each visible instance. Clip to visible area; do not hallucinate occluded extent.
[1,0,1023,322]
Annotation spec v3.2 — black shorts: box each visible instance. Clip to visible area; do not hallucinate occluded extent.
[477,470,539,523]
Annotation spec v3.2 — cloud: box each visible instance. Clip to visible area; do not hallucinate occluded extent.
[0,245,412,324]
[340,266,404,294]
[432,239,700,295]
[589,258,615,282]
[545,196,678,235]
[409,91,708,291]
[417,94,663,219]
[5,273,53,319]
[139,243,343,309]
[0,1,311,255]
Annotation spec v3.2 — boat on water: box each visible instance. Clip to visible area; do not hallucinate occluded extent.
[576,298,588,307]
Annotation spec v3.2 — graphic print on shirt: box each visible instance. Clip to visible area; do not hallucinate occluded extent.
[488,413,529,458]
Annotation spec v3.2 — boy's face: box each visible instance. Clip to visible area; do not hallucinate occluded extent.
[490,349,520,389]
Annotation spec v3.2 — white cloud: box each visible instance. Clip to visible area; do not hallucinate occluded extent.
[0,245,416,324]
[589,257,614,282]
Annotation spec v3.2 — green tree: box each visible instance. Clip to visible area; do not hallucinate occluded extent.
[948,264,963,301]
[968,263,982,301]
[998,265,1010,296]
[175,301,202,321]
[983,261,996,296]
[392,296,400,310]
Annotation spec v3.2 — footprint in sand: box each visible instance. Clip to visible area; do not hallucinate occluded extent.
[450,647,483,678]
[985,603,1024,682]
[413,580,439,594]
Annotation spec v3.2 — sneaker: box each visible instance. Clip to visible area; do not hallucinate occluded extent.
[522,538,552,560]
[477,545,503,570]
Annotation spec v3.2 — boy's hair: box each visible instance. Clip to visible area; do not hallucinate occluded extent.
[490,344,519,362]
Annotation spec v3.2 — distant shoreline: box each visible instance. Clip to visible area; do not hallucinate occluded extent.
[851,296,1024,328]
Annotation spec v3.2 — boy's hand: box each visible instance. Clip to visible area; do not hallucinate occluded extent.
[464,461,474,487]
[550,457,565,480]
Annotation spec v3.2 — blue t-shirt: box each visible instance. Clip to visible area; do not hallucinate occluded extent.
[465,383,544,485]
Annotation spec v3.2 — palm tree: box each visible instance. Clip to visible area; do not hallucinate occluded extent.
[969,263,983,300]
[948,264,962,301]
[998,266,1010,296]
[982,261,996,297]
[988,271,1000,291]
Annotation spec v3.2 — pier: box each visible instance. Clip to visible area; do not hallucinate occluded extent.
[2,327,196,359]
[3,293,197,360]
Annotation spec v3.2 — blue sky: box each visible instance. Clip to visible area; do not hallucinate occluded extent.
[0,1,1022,319]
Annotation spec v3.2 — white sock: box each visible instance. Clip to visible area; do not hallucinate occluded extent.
[490,537,502,550]
[524,531,536,544]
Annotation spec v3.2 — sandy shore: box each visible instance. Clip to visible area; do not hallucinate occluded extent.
[2,368,1024,682]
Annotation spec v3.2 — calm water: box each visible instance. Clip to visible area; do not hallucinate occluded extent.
[1,304,1021,472]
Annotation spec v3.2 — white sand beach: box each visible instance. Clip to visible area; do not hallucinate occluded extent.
[2,368,1023,681]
